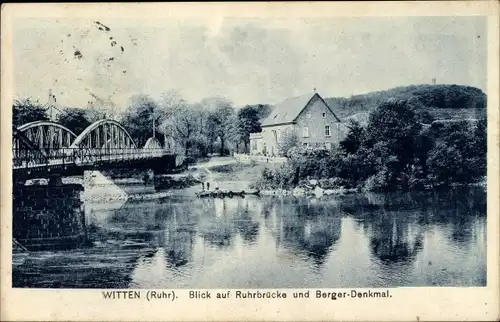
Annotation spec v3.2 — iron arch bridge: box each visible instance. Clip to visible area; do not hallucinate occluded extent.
[13,119,169,175]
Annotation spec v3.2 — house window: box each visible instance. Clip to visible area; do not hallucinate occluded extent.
[325,125,331,137]
[303,142,308,147]
[302,126,309,138]
[306,112,312,119]
[322,112,326,118]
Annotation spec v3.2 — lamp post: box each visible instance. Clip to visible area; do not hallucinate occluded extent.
[153,114,156,139]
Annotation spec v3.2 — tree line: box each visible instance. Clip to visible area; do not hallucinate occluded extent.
[12,92,272,158]
[325,84,487,120]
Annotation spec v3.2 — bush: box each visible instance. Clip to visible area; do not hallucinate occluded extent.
[253,163,296,189]
[318,177,348,189]
[362,168,390,192]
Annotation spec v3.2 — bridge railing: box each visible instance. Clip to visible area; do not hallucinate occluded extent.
[13,148,166,169]
[12,149,48,168]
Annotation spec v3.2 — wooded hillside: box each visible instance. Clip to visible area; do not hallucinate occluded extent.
[325,84,487,122]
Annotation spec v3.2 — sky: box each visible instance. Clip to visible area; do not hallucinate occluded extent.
[13,16,486,111]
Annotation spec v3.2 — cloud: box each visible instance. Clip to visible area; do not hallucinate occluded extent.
[13,16,486,112]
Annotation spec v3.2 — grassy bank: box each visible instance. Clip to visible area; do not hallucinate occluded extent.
[208,161,277,183]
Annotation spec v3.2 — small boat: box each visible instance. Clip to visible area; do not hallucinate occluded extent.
[195,189,260,198]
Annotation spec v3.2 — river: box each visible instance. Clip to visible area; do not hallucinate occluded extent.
[12,187,486,288]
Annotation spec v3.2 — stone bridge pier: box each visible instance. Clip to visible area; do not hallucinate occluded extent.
[13,168,155,250]
[12,181,86,250]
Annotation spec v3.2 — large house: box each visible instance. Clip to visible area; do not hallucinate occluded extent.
[250,92,347,156]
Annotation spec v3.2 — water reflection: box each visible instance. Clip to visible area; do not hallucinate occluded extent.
[266,197,342,267]
[12,187,487,288]
[367,212,424,265]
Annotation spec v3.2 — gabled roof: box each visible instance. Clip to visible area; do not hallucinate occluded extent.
[261,92,340,127]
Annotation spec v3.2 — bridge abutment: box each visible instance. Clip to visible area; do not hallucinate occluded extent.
[12,183,86,250]
[83,169,155,202]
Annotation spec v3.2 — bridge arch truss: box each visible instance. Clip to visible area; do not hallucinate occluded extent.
[70,119,137,149]
[16,121,77,155]
[13,119,167,171]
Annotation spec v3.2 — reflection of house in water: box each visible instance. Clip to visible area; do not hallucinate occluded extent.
[198,198,262,248]
[234,198,260,244]
[198,199,236,248]
[264,198,342,267]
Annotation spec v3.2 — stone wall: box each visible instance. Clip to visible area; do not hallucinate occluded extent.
[233,153,287,164]
[12,184,86,250]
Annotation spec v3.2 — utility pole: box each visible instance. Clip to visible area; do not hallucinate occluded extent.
[152,111,156,139]
[48,89,53,121]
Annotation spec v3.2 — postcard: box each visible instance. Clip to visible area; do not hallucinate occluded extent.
[1,2,499,321]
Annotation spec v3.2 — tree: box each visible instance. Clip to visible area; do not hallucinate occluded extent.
[414,131,434,177]
[13,98,48,127]
[253,104,273,121]
[85,102,107,122]
[233,104,273,153]
[203,97,235,156]
[120,95,163,147]
[277,129,301,156]
[471,118,487,176]
[236,106,261,152]
[365,100,422,174]
[225,112,245,153]
[160,92,208,157]
[427,142,465,186]
[427,119,486,185]
[340,120,365,154]
[56,107,92,134]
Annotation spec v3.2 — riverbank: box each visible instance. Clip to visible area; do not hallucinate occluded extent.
[254,177,487,197]
[189,159,357,197]
[37,156,486,202]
